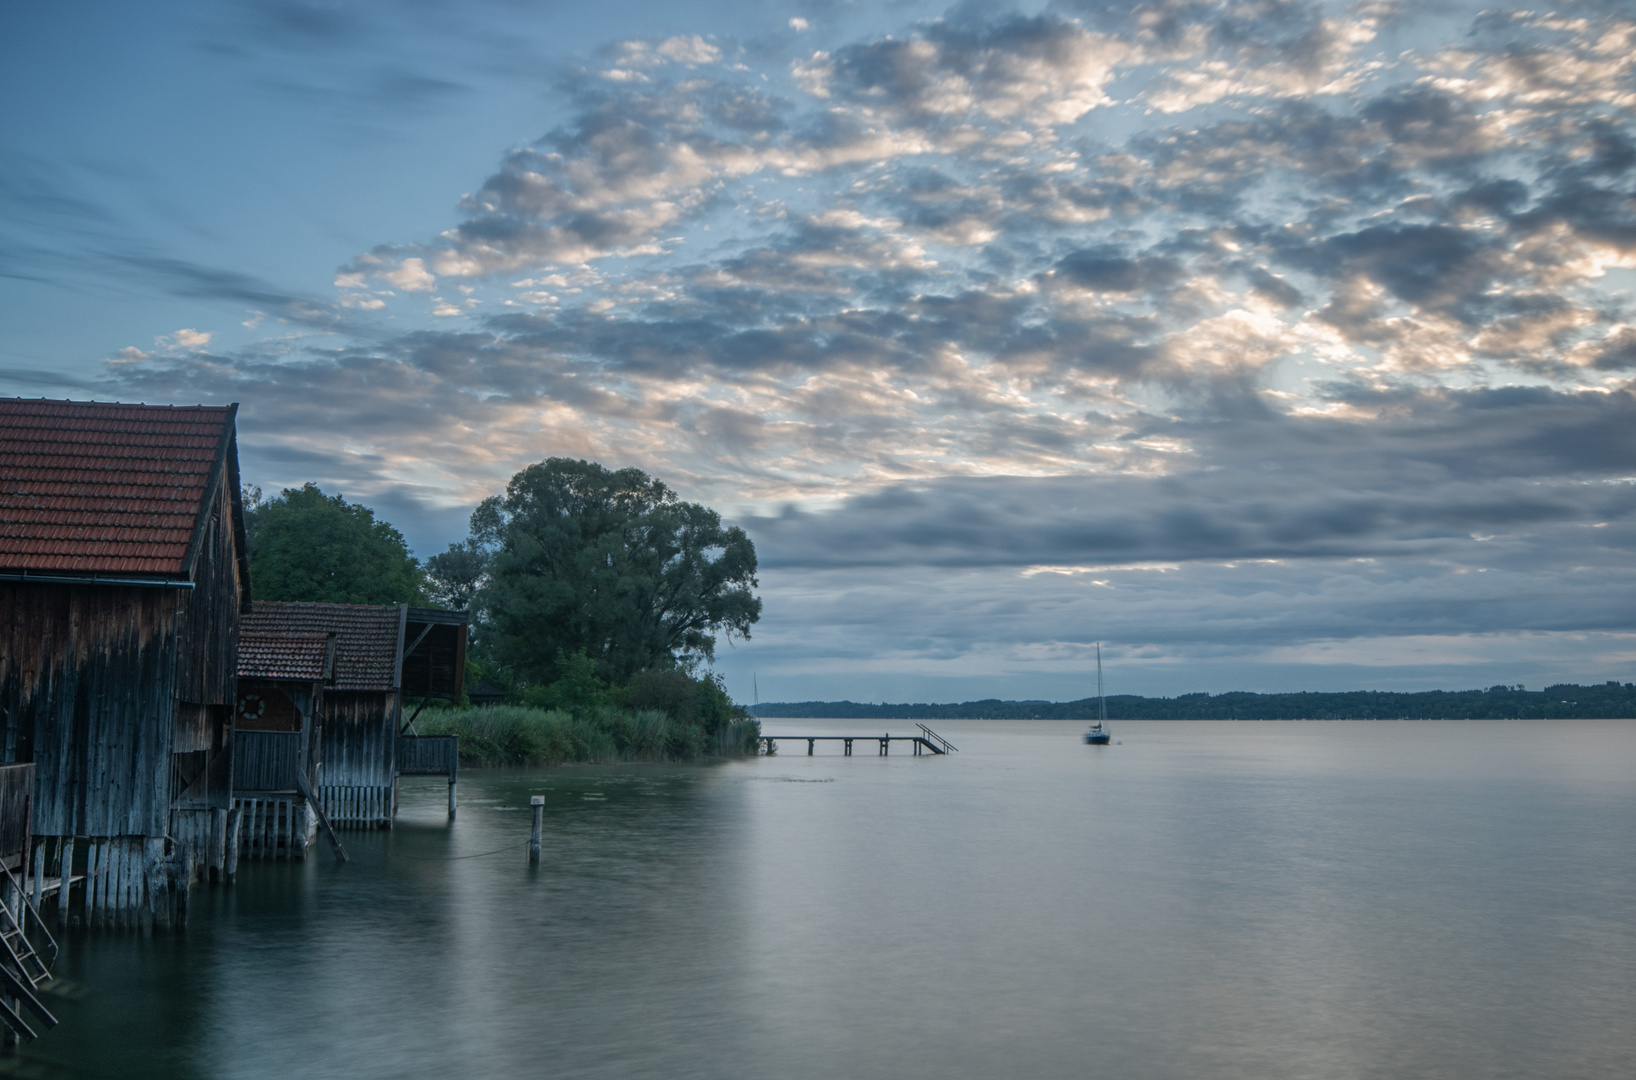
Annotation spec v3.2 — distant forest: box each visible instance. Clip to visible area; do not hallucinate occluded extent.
[753,683,1636,721]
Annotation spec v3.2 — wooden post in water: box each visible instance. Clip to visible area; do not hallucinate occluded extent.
[174,846,192,930]
[224,806,241,881]
[529,796,543,864]
[31,841,45,913]
[807,738,815,756]
[447,775,457,820]
[56,837,72,927]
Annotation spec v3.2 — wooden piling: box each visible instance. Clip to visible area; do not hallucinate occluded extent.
[56,837,73,926]
[224,806,240,881]
[31,841,45,913]
[447,777,457,820]
[529,796,543,864]
[147,837,170,931]
[174,847,192,930]
[86,841,100,927]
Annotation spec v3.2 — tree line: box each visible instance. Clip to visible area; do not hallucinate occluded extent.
[755,683,1636,721]
[243,458,762,753]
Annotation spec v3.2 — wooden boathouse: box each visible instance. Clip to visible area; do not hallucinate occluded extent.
[0,398,250,928]
[231,628,331,858]
[232,602,462,843]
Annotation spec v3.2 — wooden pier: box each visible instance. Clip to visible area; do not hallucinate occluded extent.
[761,724,958,756]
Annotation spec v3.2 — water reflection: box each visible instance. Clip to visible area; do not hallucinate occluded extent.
[8,721,1636,1079]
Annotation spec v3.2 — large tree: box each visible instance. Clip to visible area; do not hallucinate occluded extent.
[472,458,761,684]
[246,483,427,604]
[425,540,489,610]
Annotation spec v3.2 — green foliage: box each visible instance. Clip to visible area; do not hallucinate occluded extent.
[425,539,489,610]
[620,668,740,734]
[520,650,609,711]
[470,458,761,684]
[245,483,427,604]
[415,704,762,767]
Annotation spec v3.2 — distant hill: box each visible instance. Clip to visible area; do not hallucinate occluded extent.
[752,682,1636,720]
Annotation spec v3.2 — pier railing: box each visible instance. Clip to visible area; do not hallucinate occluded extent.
[915,724,958,753]
[398,735,458,777]
[759,732,955,756]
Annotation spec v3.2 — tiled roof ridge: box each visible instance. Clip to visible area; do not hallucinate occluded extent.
[0,396,230,410]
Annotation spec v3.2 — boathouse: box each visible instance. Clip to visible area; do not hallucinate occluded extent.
[230,628,332,857]
[0,398,250,927]
[233,602,462,838]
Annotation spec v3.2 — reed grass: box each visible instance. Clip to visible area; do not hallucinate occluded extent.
[413,704,761,767]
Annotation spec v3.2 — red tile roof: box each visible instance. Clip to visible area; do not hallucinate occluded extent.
[238,632,330,681]
[240,602,405,691]
[0,398,235,576]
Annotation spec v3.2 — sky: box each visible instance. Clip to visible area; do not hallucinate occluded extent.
[3,0,1635,703]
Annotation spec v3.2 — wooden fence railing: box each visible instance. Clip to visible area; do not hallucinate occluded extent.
[397,735,458,777]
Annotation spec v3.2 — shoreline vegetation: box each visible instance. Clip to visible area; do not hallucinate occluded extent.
[753,682,1636,721]
[243,461,769,769]
[415,705,762,768]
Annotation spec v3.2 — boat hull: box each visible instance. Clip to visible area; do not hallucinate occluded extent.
[1084,732,1111,745]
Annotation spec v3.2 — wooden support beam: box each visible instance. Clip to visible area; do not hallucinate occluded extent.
[295,772,349,863]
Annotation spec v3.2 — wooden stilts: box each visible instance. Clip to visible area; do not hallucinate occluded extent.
[147,837,170,931]
[448,777,457,820]
[224,806,240,880]
[109,842,124,927]
[57,837,73,926]
[31,840,45,913]
[529,796,543,864]
[85,841,100,927]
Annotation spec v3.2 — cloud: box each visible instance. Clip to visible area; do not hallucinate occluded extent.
[86,0,1636,691]
[170,328,212,349]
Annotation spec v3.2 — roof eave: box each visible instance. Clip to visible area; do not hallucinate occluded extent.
[180,403,238,585]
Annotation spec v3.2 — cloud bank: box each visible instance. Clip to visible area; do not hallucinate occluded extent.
[98,0,1636,697]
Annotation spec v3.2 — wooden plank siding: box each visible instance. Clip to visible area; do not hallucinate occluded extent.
[397,736,457,777]
[0,401,249,925]
[0,763,33,870]
[1,582,180,838]
[233,732,304,792]
[317,691,397,827]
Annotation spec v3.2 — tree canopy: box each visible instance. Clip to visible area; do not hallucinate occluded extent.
[425,539,489,610]
[244,483,427,604]
[470,458,761,684]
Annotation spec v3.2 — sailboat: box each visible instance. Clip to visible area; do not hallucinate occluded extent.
[1084,643,1112,745]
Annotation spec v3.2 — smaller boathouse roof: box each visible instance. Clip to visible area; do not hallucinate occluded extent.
[240,602,406,691]
[238,631,333,682]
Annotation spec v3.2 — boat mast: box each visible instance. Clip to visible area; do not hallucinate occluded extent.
[1096,643,1107,724]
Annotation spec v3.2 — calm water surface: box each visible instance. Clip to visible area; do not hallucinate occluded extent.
[10,720,1636,1079]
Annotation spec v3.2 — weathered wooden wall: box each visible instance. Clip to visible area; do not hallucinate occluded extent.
[173,469,241,708]
[397,736,458,777]
[233,732,304,792]
[0,582,179,838]
[0,763,33,870]
[318,690,397,826]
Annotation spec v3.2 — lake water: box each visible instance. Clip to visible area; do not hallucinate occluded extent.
[10,720,1636,1079]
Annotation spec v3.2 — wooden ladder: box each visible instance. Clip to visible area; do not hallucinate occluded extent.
[0,860,57,1042]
